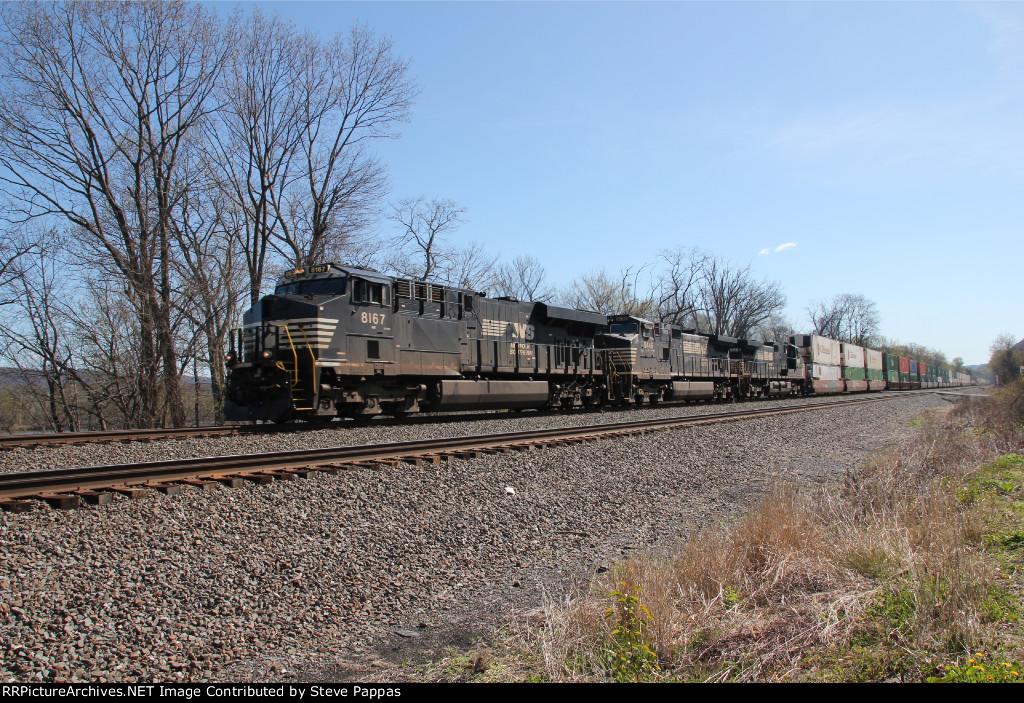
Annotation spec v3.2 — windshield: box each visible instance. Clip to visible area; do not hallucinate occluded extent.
[275,277,347,296]
[609,322,638,335]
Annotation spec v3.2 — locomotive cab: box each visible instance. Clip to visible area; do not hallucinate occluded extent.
[597,315,675,404]
[225,263,357,422]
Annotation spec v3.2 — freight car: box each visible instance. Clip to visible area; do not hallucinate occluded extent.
[224,262,970,422]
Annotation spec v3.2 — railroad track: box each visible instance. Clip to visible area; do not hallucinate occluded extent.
[0,423,289,450]
[0,387,967,450]
[0,390,949,511]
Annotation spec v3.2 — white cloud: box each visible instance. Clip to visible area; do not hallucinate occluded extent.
[973,4,1024,80]
[775,242,797,252]
[758,248,770,256]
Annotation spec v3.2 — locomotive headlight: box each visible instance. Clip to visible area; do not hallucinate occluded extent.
[225,351,236,366]
[261,350,274,360]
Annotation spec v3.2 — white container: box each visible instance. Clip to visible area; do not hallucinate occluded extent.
[865,348,883,371]
[811,363,842,381]
[790,334,840,365]
[841,343,865,369]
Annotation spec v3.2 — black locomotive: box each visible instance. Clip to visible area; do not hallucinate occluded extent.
[224,262,806,423]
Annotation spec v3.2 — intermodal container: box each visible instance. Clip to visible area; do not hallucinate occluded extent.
[811,363,842,381]
[882,353,899,372]
[881,354,899,387]
[865,349,884,381]
[789,334,841,366]
[840,343,866,380]
[899,357,910,374]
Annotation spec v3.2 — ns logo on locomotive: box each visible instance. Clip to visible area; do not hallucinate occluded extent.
[224,263,973,423]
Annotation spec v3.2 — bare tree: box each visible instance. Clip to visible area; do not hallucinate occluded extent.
[491,255,554,301]
[171,156,248,425]
[0,233,81,431]
[0,0,230,427]
[386,197,468,281]
[696,257,785,339]
[0,230,38,305]
[560,267,655,317]
[808,293,880,345]
[69,278,149,428]
[654,246,708,327]
[213,15,413,304]
[442,240,499,290]
[753,313,796,344]
[274,25,414,274]
[211,8,313,306]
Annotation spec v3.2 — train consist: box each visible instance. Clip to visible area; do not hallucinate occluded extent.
[224,263,976,422]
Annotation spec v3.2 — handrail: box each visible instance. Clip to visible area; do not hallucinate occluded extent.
[279,324,301,385]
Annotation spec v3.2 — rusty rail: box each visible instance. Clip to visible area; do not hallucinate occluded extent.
[0,390,948,511]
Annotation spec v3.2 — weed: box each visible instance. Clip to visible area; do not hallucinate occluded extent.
[492,386,1024,682]
[928,650,1024,683]
[602,583,660,682]
[980,585,1021,623]
[844,546,894,579]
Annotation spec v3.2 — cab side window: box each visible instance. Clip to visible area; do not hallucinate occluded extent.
[353,279,389,305]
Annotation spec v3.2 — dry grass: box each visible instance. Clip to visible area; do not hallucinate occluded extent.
[496,387,1024,682]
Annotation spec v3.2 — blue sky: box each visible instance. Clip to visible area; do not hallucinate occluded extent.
[257,1,1024,365]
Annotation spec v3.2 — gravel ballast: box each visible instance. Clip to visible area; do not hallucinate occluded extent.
[0,391,964,475]
[0,392,960,681]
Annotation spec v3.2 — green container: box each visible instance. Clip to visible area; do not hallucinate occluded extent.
[886,369,900,383]
[842,366,866,380]
[867,368,884,381]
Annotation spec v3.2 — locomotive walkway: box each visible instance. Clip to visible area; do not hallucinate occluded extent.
[0,390,956,511]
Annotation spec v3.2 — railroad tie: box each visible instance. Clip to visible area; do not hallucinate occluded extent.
[310,464,342,474]
[450,450,482,459]
[144,482,182,496]
[209,475,245,488]
[180,479,218,491]
[109,486,150,500]
[0,499,34,513]
[235,472,276,485]
[73,489,114,506]
[34,493,81,510]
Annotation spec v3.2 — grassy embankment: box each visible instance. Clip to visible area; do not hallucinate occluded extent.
[427,384,1024,682]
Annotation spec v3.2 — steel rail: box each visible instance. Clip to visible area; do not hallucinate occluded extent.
[0,390,943,505]
[0,425,265,449]
[0,387,961,450]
